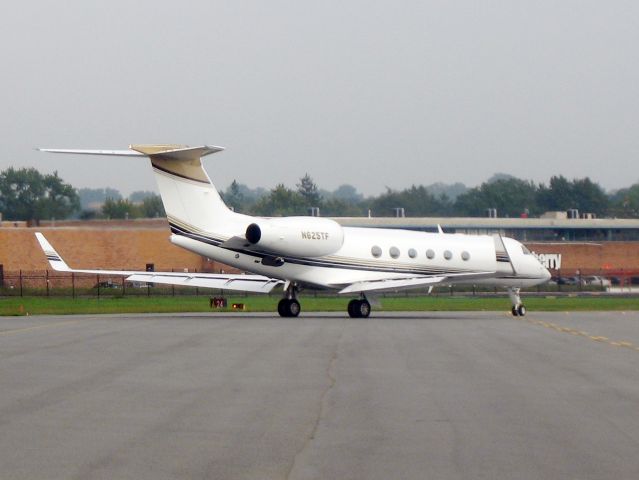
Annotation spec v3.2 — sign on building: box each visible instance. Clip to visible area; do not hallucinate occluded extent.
[533,253,562,270]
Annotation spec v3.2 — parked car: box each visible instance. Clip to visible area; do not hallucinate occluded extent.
[556,276,578,285]
[581,276,612,287]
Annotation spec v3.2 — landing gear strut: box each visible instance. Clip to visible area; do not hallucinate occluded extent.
[508,287,526,316]
[278,283,301,317]
[347,295,371,318]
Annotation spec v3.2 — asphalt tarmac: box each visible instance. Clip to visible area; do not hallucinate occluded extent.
[1,311,638,480]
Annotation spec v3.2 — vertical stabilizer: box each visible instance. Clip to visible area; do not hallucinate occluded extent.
[39,144,242,235]
[128,145,237,233]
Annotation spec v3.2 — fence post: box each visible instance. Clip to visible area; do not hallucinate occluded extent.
[122,276,126,296]
[46,270,50,297]
[72,272,75,299]
[172,268,175,296]
[557,269,562,292]
[97,273,100,298]
[19,269,23,297]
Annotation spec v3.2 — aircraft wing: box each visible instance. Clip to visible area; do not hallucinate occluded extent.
[35,232,283,294]
[124,273,282,293]
[336,271,496,294]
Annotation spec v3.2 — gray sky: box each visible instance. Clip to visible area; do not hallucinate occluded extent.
[1,0,637,196]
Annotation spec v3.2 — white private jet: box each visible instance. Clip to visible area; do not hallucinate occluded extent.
[37,144,550,317]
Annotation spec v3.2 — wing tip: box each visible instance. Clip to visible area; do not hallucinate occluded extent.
[34,232,71,271]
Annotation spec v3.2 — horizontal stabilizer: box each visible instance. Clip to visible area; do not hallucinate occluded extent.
[38,148,145,157]
[38,144,225,160]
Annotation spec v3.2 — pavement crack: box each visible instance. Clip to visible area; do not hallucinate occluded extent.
[285,327,343,480]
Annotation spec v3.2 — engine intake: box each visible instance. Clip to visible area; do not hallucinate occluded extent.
[245,223,262,244]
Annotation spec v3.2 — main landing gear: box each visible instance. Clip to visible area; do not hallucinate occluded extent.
[347,295,371,318]
[278,283,301,317]
[508,287,527,317]
[277,284,372,318]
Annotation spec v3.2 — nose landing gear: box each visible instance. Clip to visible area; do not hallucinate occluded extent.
[508,287,526,316]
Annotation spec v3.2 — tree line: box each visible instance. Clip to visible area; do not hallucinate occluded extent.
[0,168,165,221]
[224,173,639,219]
[2,167,639,221]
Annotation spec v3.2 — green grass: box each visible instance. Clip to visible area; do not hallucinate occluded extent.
[1,294,639,316]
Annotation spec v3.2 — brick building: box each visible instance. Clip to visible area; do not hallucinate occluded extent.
[1,217,639,280]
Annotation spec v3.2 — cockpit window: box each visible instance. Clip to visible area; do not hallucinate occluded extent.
[521,245,531,255]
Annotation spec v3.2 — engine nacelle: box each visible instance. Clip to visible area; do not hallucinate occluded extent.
[245,217,344,257]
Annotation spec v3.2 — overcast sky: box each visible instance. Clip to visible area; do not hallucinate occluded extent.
[1,0,637,196]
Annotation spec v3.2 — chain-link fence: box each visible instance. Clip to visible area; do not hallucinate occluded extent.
[1,269,637,298]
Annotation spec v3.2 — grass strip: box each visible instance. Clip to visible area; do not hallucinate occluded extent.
[1,295,639,316]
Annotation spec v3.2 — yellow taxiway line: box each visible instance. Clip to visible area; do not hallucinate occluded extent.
[513,315,639,352]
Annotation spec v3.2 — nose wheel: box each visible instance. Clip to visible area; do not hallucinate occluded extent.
[508,287,526,316]
[511,304,527,317]
[348,298,371,318]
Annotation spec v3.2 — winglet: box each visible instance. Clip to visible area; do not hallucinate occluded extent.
[35,233,71,271]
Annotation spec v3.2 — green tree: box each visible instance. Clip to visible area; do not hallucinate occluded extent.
[0,167,80,221]
[370,185,446,217]
[331,184,363,202]
[454,178,538,217]
[610,184,639,218]
[140,194,165,218]
[297,173,322,206]
[571,178,609,216]
[321,197,367,216]
[253,184,307,216]
[128,190,156,203]
[102,198,139,219]
[222,180,245,212]
[536,176,609,216]
[77,187,121,210]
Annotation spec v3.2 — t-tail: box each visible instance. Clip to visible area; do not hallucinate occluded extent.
[39,145,244,234]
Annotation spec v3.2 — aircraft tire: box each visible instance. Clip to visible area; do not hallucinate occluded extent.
[288,299,301,317]
[358,300,371,318]
[348,299,371,318]
[278,298,301,317]
[511,306,519,317]
[347,299,361,318]
[278,299,289,317]
[517,304,526,317]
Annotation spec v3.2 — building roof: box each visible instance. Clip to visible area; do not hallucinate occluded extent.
[332,217,639,230]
